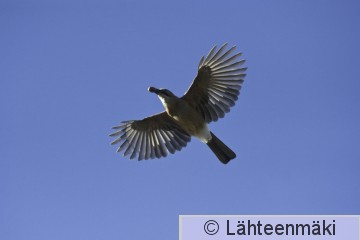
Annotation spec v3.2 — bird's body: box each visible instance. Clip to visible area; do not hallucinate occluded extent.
[157,92,211,142]
[110,43,247,164]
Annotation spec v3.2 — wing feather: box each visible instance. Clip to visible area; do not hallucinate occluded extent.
[182,44,246,122]
[110,112,191,160]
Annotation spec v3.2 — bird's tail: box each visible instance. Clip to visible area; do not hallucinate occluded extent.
[206,132,236,164]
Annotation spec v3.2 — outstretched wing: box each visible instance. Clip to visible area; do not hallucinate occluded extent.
[181,43,247,123]
[110,112,191,160]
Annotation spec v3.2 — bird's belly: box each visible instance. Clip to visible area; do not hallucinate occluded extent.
[171,111,211,143]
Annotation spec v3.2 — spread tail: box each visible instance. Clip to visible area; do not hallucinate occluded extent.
[206,132,236,164]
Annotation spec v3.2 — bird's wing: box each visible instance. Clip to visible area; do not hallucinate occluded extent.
[181,43,246,123]
[110,112,191,160]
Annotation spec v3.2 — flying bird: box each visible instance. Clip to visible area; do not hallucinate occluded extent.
[110,43,247,164]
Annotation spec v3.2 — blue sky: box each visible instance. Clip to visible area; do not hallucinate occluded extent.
[1,0,360,239]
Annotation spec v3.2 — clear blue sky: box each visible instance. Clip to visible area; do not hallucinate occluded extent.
[1,0,360,239]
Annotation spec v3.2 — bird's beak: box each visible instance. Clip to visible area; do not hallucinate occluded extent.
[148,86,160,95]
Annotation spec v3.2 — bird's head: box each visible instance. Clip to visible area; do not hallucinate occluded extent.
[148,86,176,99]
[148,86,177,108]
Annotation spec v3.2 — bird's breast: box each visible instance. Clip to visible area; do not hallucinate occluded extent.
[166,100,210,141]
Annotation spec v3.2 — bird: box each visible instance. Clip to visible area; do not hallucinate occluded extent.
[110,43,247,164]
